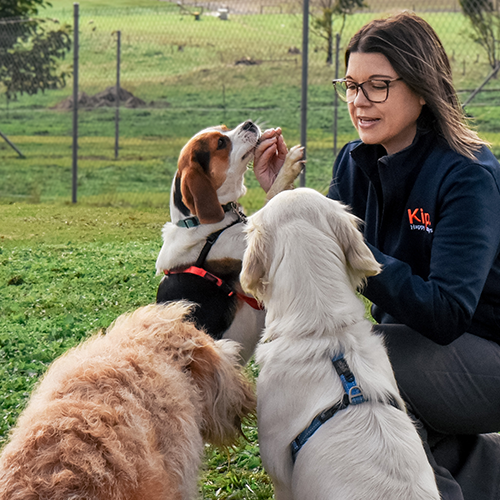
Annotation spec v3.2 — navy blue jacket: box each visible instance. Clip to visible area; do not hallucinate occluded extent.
[328,131,500,345]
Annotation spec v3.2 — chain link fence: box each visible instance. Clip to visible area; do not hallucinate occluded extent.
[1,0,499,205]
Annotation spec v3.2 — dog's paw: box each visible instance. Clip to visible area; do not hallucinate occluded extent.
[266,145,305,201]
[286,144,305,165]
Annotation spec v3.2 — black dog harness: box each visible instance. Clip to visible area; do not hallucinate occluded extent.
[290,353,403,463]
[165,203,263,311]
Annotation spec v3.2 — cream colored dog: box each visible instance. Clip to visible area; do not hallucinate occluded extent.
[241,188,440,500]
[0,303,255,500]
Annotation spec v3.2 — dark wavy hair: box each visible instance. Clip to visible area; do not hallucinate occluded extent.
[346,12,485,159]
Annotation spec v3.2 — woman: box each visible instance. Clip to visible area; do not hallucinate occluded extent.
[254,12,500,500]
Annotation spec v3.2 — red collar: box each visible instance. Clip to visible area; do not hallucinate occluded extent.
[164,266,263,310]
[235,291,263,310]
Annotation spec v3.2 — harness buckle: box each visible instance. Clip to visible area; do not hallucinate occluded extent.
[201,270,222,286]
[317,397,348,424]
[348,385,365,405]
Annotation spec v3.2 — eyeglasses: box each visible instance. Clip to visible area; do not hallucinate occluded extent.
[332,78,403,103]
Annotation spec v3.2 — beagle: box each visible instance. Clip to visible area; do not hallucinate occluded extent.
[156,120,303,363]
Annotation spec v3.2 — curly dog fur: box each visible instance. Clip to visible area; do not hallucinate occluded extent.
[0,302,256,500]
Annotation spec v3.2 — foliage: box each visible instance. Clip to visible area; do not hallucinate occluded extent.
[459,0,500,71]
[310,0,367,65]
[0,0,72,98]
[0,0,45,19]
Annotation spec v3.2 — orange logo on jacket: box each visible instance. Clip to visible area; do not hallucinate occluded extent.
[408,208,433,233]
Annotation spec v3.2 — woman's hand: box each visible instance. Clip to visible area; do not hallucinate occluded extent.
[254,127,288,193]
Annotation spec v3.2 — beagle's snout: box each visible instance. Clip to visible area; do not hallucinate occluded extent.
[242,120,258,134]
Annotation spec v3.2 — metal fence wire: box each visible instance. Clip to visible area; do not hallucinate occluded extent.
[1,0,500,204]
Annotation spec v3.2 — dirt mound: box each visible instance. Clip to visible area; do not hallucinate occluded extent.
[52,87,146,110]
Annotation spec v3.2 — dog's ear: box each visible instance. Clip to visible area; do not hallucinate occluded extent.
[178,149,224,224]
[189,338,220,384]
[337,213,381,280]
[241,224,268,301]
[190,338,256,447]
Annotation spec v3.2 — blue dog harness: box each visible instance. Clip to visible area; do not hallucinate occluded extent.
[291,353,366,462]
[291,353,403,463]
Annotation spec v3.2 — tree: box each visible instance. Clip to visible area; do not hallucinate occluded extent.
[310,0,367,65]
[0,0,71,99]
[460,0,500,71]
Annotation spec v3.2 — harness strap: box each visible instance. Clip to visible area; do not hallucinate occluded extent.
[236,292,263,310]
[291,354,365,463]
[164,267,264,310]
[290,354,404,463]
[291,395,350,463]
[164,266,235,297]
[167,204,264,309]
[195,216,243,268]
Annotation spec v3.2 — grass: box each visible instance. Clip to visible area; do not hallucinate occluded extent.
[2,1,500,208]
[0,204,162,427]
[0,93,351,203]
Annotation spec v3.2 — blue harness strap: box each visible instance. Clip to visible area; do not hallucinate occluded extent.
[290,353,366,463]
[331,353,365,406]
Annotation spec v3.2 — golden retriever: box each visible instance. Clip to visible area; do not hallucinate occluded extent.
[241,188,440,500]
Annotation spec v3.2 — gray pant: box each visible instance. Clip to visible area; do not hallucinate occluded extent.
[374,325,500,500]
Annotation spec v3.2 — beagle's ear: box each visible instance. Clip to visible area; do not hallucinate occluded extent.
[241,223,269,301]
[179,149,224,224]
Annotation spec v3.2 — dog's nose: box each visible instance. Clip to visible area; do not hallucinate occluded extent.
[242,121,257,133]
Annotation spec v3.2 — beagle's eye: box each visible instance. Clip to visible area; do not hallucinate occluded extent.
[217,137,227,150]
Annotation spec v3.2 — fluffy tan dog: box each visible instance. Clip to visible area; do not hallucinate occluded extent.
[0,302,256,500]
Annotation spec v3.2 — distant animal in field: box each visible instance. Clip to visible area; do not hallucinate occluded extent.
[241,188,440,500]
[0,302,256,500]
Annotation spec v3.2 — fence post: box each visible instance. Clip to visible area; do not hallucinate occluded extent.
[222,83,226,123]
[115,30,121,160]
[72,3,79,204]
[333,33,340,159]
[0,130,25,158]
[299,0,309,187]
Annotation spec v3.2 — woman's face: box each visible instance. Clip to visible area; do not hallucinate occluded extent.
[345,52,425,155]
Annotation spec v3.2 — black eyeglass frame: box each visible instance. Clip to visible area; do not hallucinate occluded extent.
[332,77,403,104]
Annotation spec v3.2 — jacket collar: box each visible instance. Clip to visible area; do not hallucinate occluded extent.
[350,128,436,182]
[350,130,437,213]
